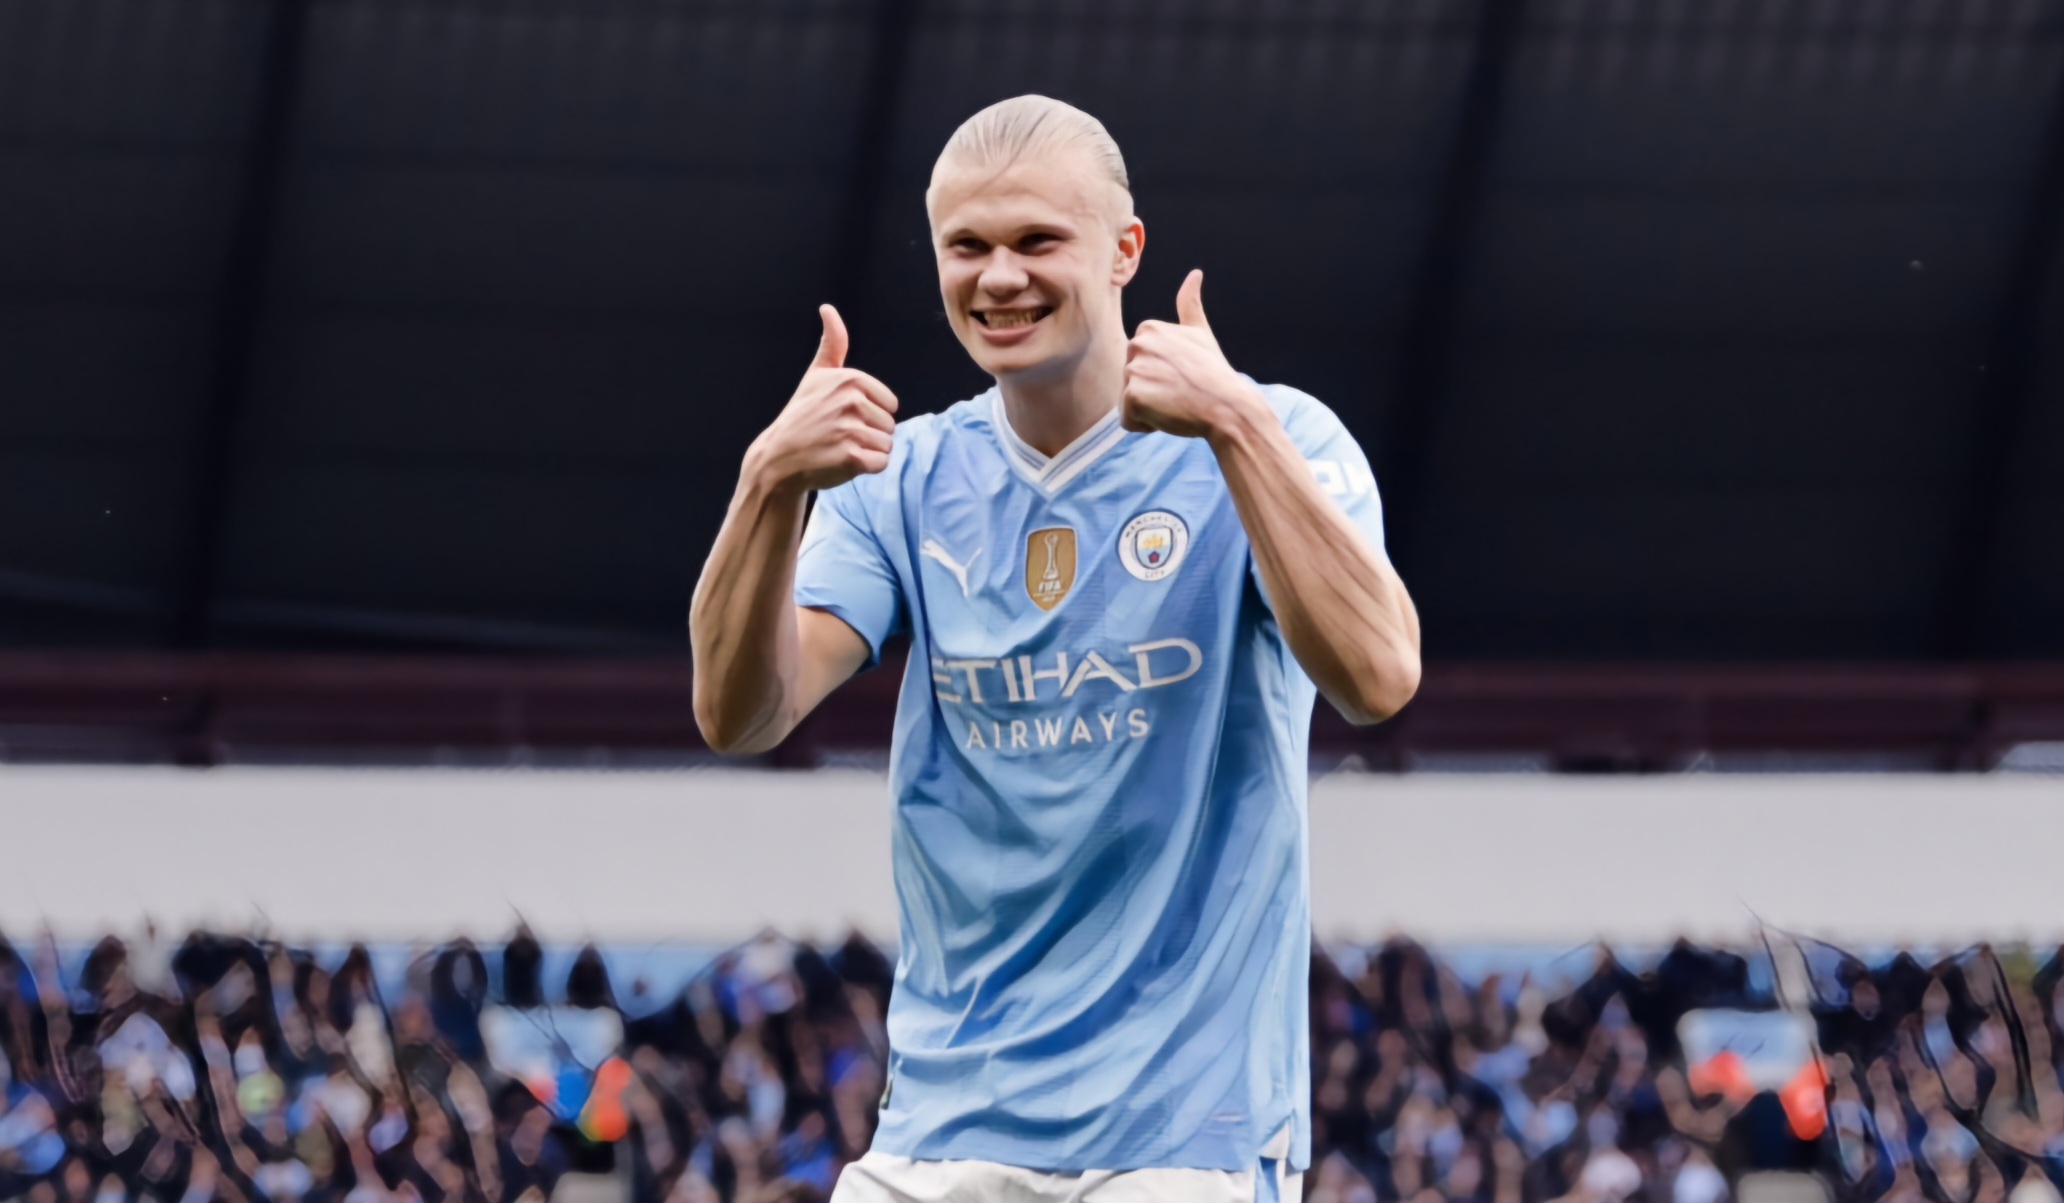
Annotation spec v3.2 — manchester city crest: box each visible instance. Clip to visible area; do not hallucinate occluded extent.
[1117,510,1191,582]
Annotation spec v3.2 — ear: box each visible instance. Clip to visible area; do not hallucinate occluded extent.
[1111,215,1146,287]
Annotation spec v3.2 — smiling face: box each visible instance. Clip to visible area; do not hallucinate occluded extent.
[927,146,1144,384]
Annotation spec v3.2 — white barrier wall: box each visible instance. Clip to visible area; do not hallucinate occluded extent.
[0,765,2058,946]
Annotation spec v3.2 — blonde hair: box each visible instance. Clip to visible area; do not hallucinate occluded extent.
[929,94,1131,206]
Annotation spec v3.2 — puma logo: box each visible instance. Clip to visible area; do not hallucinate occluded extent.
[919,539,981,599]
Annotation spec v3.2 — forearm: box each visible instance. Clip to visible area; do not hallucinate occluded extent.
[689,460,809,754]
[1208,402,1421,724]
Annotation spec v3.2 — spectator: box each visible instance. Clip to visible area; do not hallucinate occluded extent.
[8,926,2064,1203]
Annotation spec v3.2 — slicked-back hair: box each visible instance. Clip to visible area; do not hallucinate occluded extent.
[930,94,1131,207]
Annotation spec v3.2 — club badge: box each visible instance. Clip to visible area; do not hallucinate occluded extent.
[1024,527,1078,611]
[1118,510,1190,582]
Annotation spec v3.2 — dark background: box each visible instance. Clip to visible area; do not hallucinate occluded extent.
[4,0,2063,665]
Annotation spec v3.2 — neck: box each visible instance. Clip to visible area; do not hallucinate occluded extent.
[994,322,1128,457]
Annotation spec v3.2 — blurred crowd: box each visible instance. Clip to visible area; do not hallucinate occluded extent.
[1303,939,2064,1203]
[4,928,2064,1203]
[0,927,892,1203]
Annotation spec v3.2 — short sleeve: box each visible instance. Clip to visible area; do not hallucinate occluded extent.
[794,478,906,668]
[1267,383,1389,561]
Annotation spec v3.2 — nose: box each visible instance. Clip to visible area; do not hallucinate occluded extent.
[975,249,1030,299]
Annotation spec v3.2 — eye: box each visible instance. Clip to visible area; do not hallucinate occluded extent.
[1019,232,1059,251]
[949,237,987,255]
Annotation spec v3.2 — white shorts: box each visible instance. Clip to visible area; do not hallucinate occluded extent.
[828,1152,1303,1203]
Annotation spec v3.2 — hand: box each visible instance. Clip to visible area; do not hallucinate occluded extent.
[744,305,899,495]
[1122,270,1267,440]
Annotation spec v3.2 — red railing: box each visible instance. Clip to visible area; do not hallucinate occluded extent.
[0,650,2059,770]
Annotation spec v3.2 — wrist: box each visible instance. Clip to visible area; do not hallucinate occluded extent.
[737,440,808,507]
[1201,382,1280,452]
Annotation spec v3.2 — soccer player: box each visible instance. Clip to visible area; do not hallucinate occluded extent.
[689,95,1421,1202]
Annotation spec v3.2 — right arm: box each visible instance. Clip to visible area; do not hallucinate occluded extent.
[689,305,898,754]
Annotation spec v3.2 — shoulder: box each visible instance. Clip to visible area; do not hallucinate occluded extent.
[876,387,1001,482]
[890,388,998,453]
[1241,377,1358,453]
[1247,378,1339,432]
[1245,378,1383,507]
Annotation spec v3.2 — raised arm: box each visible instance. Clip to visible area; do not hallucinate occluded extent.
[1199,380,1420,724]
[1121,270,1421,725]
[689,306,898,754]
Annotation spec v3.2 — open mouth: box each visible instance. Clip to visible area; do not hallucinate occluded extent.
[973,307,1053,329]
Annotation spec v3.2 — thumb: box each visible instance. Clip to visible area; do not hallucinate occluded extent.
[1175,269,1209,330]
[811,304,848,369]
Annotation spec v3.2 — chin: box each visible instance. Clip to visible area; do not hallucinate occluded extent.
[998,357,1080,388]
[980,349,1046,378]
[972,338,1085,385]
[960,343,1032,379]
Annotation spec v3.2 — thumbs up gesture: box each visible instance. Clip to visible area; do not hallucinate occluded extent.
[744,305,900,496]
[1121,269,1265,440]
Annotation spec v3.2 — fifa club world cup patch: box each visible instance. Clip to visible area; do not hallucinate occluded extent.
[1118,510,1191,581]
[1024,527,1078,611]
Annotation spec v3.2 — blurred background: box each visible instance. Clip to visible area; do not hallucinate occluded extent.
[3,0,2064,1201]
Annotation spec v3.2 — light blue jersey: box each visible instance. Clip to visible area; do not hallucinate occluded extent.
[793,380,1386,1176]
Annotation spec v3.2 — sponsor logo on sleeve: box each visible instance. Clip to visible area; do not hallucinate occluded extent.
[1306,459,1376,498]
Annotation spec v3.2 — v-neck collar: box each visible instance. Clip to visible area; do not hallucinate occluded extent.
[990,392,1128,495]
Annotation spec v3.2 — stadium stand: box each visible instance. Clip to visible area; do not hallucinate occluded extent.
[3,929,2061,1203]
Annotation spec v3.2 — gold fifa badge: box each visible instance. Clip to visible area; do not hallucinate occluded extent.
[1024,527,1078,611]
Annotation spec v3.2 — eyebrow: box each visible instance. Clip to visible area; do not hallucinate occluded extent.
[938,220,1076,244]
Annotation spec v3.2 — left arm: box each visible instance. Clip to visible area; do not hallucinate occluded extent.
[1122,270,1421,724]
[1205,396,1420,723]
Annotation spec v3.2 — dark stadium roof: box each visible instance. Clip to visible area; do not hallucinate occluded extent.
[3,0,2062,662]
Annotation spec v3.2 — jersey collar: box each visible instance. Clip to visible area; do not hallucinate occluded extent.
[990,392,1128,495]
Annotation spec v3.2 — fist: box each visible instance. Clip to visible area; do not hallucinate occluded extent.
[746,305,899,495]
[1122,269,1265,440]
